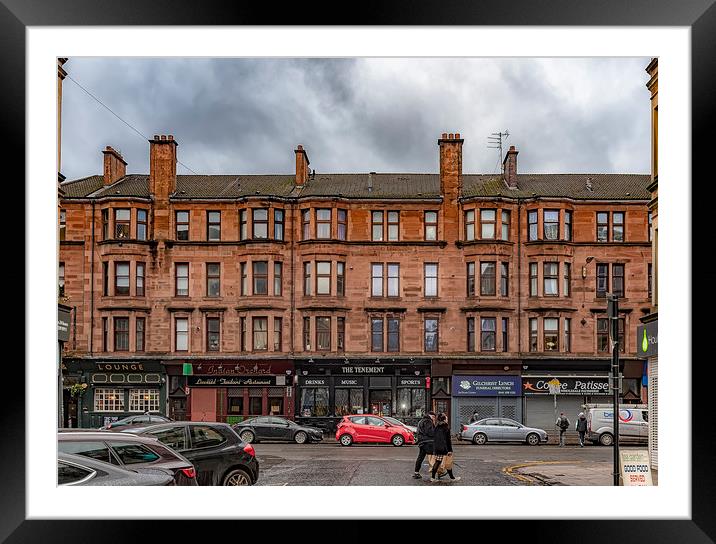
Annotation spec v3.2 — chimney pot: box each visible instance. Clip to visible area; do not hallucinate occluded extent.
[154,135,159,140]
[160,135,166,140]
[442,133,448,139]
[448,133,454,139]
[168,135,173,140]
[455,133,460,139]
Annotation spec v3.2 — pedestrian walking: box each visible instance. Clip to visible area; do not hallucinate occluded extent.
[576,412,588,447]
[430,413,460,482]
[413,411,436,479]
[556,412,570,447]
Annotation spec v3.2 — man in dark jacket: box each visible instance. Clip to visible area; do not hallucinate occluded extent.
[413,411,436,479]
[576,412,588,447]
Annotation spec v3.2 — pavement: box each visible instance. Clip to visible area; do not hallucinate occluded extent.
[251,440,656,486]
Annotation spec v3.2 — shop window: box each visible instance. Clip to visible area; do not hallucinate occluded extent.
[249,397,263,417]
[128,389,160,413]
[268,391,284,416]
[94,388,124,412]
[300,388,329,417]
[397,388,426,418]
[127,374,142,384]
[228,397,244,415]
[334,389,363,417]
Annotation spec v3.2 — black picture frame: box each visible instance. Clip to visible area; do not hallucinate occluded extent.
[6,0,714,540]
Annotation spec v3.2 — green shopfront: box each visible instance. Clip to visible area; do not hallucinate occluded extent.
[62,359,167,428]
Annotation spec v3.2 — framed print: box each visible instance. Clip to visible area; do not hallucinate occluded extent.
[6,0,714,540]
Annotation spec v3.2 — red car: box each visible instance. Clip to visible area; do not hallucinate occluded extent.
[335,415,415,446]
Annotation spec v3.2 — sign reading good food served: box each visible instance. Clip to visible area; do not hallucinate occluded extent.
[619,449,653,486]
[451,376,521,396]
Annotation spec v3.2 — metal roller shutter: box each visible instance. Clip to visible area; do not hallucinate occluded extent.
[452,397,497,433]
[648,358,658,469]
[525,395,583,443]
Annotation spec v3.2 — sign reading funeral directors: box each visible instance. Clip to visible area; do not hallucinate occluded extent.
[452,375,521,396]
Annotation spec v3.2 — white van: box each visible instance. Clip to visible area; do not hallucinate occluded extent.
[584,403,648,446]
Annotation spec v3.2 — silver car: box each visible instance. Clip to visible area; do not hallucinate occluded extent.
[459,417,548,446]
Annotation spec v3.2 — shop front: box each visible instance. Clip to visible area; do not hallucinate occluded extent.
[294,359,431,434]
[63,359,168,428]
[185,360,294,424]
[522,375,611,442]
[451,375,523,434]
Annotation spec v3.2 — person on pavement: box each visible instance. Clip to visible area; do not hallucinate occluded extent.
[413,411,436,479]
[556,412,570,447]
[430,413,460,482]
[576,412,588,447]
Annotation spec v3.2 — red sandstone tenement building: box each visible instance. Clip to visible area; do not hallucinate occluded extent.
[59,132,652,435]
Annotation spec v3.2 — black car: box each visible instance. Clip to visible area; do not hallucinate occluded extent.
[58,452,175,486]
[58,430,198,485]
[233,416,324,444]
[99,413,173,430]
[119,421,259,486]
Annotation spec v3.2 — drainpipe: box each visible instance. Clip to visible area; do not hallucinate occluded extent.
[517,197,522,354]
[89,201,96,353]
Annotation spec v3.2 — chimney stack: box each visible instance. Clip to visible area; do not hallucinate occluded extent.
[438,132,464,241]
[503,145,519,189]
[295,145,310,186]
[149,134,178,200]
[102,146,127,186]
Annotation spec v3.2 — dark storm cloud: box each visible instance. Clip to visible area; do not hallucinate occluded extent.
[60,57,650,181]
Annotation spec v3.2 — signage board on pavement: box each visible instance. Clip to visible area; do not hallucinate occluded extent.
[619,449,653,486]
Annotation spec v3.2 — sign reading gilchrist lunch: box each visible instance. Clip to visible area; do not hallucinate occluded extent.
[452,376,521,396]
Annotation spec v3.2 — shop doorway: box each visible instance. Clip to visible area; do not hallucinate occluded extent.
[369,390,392,416]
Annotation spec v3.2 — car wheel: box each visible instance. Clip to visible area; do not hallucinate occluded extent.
[240,430,255,444]
[294,431,308,444]
[472,433,487,445]
[339,434,353,446]
[223,468,252,486]
[526,433,540,446]
[599,433,614,446]
[391,434,404,447]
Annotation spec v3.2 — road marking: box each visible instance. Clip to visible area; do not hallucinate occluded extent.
[502,460,582,485]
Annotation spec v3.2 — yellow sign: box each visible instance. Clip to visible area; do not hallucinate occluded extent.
[620,449,653,486]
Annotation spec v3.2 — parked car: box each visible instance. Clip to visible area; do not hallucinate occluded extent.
[585,403,649,446]
[335,415,415,446]
[58,430,198,485]
[58,452,175,486]
[459,418,548,446]
[118,421,259,486]
[99,413,173,430]
[232,416,324,444]
[382,416,418,435]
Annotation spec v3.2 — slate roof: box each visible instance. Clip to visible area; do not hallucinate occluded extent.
[60,172,650,201]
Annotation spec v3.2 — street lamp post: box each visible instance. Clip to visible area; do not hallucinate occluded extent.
[607,293,621,486]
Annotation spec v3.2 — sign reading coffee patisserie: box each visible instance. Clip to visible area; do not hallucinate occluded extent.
[522,377,610,395]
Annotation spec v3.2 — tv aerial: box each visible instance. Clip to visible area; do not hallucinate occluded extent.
[487,130,510,172]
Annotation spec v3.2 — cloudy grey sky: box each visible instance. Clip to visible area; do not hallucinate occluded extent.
[61,57,652,180]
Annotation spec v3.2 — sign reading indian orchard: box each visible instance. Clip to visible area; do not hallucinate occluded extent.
[188,376,278,387]
[522,377,611,395]
[452,375,521,396]
[636,321,658,358]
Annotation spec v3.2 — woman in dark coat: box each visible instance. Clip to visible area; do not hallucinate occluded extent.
[430,413,460,482]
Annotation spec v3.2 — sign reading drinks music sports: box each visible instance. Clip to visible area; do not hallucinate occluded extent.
[619,449,653,486]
